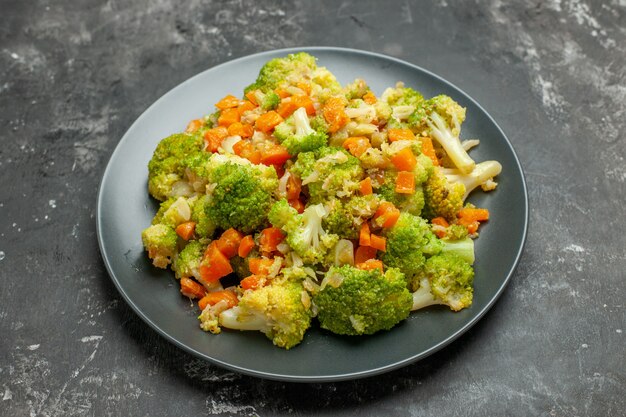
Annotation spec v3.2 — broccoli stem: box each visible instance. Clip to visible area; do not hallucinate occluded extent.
[427,112,475,174]
[443,160,502,201]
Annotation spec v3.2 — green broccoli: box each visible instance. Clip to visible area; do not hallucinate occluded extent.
[190,195,216,238]
[152,196,193,227]
[322,195,379,240]
[172,240,205,280]
[409,95,474,174]
[411,253,473,311]
[375,169,427,217]
[422,167,465,221]
[380,213,442,281]
[268,199,339,265]
[273,107,328,155]
[147,133,204,201]
[314,265,412,335]
[218,279,314,349]
[291,147,364,203]
[244,52,317,94]
[141,224,178,269]
[205,155,278,233]
[343,78,370,100]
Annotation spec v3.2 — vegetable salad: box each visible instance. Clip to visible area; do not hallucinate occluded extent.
[141,53,502,349]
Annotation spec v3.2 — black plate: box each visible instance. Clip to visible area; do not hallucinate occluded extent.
[97,47,528,382]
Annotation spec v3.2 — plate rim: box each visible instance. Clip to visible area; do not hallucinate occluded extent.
[96,46,529,382]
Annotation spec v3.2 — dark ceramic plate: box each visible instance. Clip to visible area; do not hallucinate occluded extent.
[97,47,528,382]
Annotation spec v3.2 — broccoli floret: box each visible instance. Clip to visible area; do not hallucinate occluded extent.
[261,91,280,110]
[245,52,317,94]
[152,197,176,225]
[409,95,474,173]
[380,213,441,280]
[173,240,205,279]
[314,265,412,335]
[219,279,314,349]
[374,159,431,216]
[322,195,379,239]
[291,147,364,203]
[442,160,502,201]
[343,78,369,100]
[190,195,216,238]
[380,83,425,126]
[152,196,193,227]
[141,224,178,269]
[411,253,473,311]
[205,155,278,233]
[382,83,424,107]
[268,200,339,265]
[376,172,425,216]
[147,133,204,201]
[273,107,328,155]
[422,167,465,221]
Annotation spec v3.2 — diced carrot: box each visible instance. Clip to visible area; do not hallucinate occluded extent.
[227,122,254,138]
[276,100,299,119]
[275,88,290,98]
[465,221,480,234]
[198,290,239,311]
[373,202,401,228]
[237,100,256,116]
[218,108,240,127]
[457,217,481,234]
[255,111,284,133]
[260,144,291,166]
[322,97,349,133]
[180,277,206,299]
[238,235,255,258]
[288,198,305,214]
[248,257,274,276]
[286,174,302,200]
[204,126,229,152]
[388,128,415,142]
[356,259,384,272]
[216,228,244,259]
[369,234,386,252]
[233,140,262,164]
[395,171,415,194]
[458,208,490,222]
[199,242,233,283]
[175,221,196,241]
[431,217,449,238]
[245,91,259,105]
[185,119,204,133]
[390,147,417,171]
[215,95,240,110]
[273,163,285,178]
[354,245,377,264]
[431,217,450,228]
[420,137,439,166]
[291,95,315,115]
[359,177,373,195]
[342,136,371,157]
[296,82,311,95]
[240,274,265,290]
[259,227,284,255]
[363,91,377,105]
[359,222,371,247]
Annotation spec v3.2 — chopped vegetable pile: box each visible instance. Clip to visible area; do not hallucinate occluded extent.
[142,52,503,349]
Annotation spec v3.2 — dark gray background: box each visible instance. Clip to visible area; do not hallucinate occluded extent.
[1,0,624,416]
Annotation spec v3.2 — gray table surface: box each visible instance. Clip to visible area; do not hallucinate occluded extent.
[1,0,624,416]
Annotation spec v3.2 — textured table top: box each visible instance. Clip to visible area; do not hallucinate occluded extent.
[1,1,624,416]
